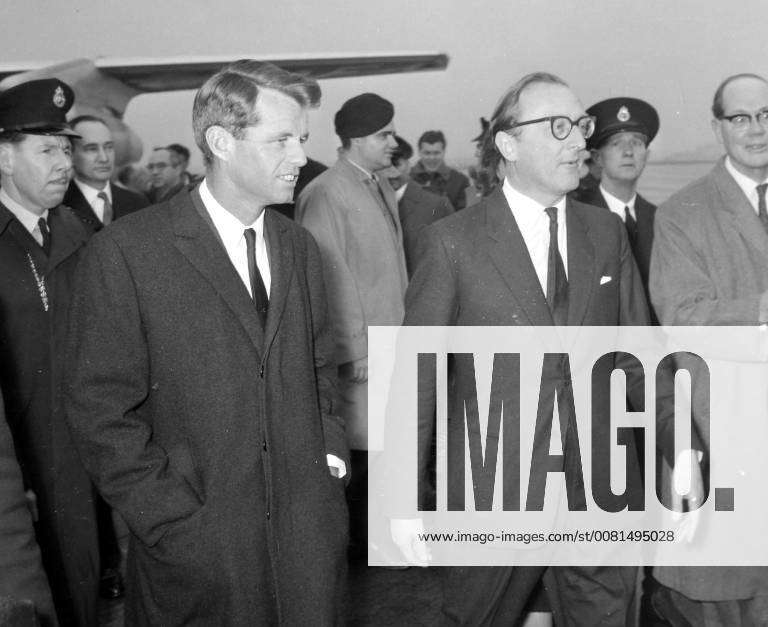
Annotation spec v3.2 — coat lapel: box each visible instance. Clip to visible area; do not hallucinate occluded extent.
[262,211,294,354]
[176,190,265,354]
[565,199,597,326]
[46,207,88,273]
[713,160,768,264]
[484,189,553,325]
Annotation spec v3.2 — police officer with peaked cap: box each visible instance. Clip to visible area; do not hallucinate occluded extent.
[573,96,660,322]
[0,78,99,626]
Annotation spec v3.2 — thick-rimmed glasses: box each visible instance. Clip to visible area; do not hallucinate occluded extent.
[506,115,596,140]
[719,109,768,131]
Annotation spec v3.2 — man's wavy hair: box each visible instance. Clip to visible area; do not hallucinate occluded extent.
[478,72,569,180]
[193,59,321,167]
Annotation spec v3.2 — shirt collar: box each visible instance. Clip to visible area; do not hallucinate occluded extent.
[725,156,768,201]
[599,184,636,219]
[199,178,264,250]
[502,178,566,228]
[0,188,48,234]
[74,178,112,205]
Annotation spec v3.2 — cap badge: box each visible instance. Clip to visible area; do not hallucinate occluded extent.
[53,86,66,108]
[617,106,631,122]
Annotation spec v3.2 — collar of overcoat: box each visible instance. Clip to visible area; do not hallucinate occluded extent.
[0,202,87,273]
[172,186,295,358]
[712,157,768,262]
[483,187,597,327]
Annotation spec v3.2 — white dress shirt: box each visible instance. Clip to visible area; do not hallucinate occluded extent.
[502,178,568,293]
[0,188,48,245]
[599,185,636,222]
[199,179,271,297]
[199,180,345,477]
[74,178,112,223]
[725,156,768,214]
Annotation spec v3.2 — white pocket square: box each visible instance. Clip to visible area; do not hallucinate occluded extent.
[600,275,612,285]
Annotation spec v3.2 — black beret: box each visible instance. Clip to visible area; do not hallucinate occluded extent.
[334,93,394,139]
[0,79,79,137]
[586,97,659,150]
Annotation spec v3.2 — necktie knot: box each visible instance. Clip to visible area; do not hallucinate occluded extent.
[544,206,558,224]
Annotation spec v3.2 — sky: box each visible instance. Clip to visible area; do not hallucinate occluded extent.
[4,0,768,173]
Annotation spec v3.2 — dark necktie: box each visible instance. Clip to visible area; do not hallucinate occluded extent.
[98,191,113,225]
[757,184,768,234]
[624,206,638,246]
[544,207,568,326]
[38,216,51,256]
[243,228,269,328]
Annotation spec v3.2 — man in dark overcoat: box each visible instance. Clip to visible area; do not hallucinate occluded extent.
[0,78,99,626]
[64,60,349,626]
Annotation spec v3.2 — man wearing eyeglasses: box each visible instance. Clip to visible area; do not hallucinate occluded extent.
[574,98,659,322]
[394,72,657,626]
[650,74,768,626]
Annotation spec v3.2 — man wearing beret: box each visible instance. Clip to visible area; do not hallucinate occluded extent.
[296,92,408,553]
[0,79,98,625]
[573,97,659,321]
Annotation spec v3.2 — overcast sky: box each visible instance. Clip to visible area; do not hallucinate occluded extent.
[5,0,767,171]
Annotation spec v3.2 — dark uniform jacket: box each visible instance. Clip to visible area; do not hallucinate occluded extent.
[411,160,470,211]
[573,186,657,322]
[63,180,148,233]
[64,188,349,626]
[0,203,98,626]
[397,181,453,277]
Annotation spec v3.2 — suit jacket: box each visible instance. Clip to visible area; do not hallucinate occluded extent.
[650,158,768,601]
[63,180,148,233]
[64,188,348,625]
[0,203,98,626]
[0,390,55,627]
[398,182,453,277]
[402,188,652,626]
[574,186,657,324]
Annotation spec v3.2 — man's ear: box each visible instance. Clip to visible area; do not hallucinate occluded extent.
[494,130,517,163]
[0,143,14,177]
[205,125,235,163]
[711,118,724,146]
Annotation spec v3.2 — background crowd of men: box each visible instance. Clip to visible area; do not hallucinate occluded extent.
[0,59,766,627]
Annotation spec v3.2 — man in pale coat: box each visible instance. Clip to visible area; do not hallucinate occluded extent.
[296,92,408,554]
[650,72,768,625]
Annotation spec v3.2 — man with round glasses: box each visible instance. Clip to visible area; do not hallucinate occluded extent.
[650,73,768,626]
[396,71,654,626]
[574,97,660,321]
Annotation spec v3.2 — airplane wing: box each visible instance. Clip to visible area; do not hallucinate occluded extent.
[0,52,449,94]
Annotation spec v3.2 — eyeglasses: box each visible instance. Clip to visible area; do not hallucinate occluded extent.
[719,109,768,131]
[506,115,596,140]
